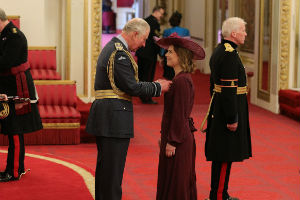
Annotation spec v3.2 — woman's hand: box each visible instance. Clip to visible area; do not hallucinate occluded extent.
[165,143,176,157]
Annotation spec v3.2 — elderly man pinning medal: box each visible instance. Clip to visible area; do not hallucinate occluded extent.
[85,18,171,200]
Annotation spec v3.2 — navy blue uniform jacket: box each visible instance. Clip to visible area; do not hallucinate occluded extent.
[86,37,161,138]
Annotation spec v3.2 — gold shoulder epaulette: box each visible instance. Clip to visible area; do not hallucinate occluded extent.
[12,28,17,34]
[115,43,123,50]
[224,43,234,52]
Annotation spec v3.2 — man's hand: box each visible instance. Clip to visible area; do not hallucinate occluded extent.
[227,122,238,132]
[15,102,29,110]
[156,79,172,92]
[165,143,176,157]
[0,94,8,101]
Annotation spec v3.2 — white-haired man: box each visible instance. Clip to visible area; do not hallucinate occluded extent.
[203,17,252,200]
[86,18,171,200]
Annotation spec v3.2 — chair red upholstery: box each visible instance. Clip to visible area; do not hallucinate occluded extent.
[33,80,80,144]
[8,16,20,29]
[35,80,81,123]
[0,80,81,145]
[279,89,300,121]
[28,47,61,80]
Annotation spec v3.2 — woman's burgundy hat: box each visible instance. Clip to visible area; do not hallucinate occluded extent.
[155,33,205,60]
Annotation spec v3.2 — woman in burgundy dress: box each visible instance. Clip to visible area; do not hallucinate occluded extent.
[155,33,205,200]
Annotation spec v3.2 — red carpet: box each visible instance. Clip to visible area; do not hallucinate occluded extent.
[1,104,299,200]
[0,151,94,200]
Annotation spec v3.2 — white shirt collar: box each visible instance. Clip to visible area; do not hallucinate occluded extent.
[117,34,129,50]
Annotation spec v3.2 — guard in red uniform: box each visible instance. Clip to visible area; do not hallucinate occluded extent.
[0,8,43,182]
[202,17,252,200]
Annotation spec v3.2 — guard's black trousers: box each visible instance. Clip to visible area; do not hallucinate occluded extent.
[209,161,232,200]
[95,136,130,200]
[5,134,25,178]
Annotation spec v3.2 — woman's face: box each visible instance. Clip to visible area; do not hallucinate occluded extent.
[165,45,179,67]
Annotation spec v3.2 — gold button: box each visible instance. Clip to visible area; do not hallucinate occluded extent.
[211,115,214,118]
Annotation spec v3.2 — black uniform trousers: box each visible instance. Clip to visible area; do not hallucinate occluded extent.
[5,134,25,178]
[209,161,232,200]
[95,136,130,200]
[137,56,157,103]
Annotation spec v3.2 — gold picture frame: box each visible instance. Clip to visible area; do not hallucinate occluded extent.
[257,0,272,101]
[236,0,255,53]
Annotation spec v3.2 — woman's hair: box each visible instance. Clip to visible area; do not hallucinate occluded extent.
[169,11,182,27]
[174,45,195,73]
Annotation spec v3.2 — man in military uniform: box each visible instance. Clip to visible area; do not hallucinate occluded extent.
[202,17,252,200]
[136,6,165,104]
[0,8,43,182]
[85,18,171,200]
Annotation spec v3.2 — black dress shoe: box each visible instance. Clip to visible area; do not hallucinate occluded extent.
[0,172,20,182]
